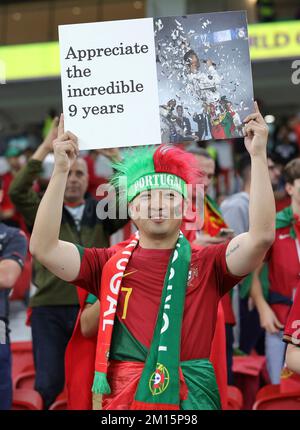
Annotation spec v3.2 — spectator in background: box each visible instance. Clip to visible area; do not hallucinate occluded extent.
[221,154,255,356]
[8,117,128,409]
[251,158,300,384]
[84,148,121,200]
[272,123,299,165]
[185,147,231,245]
[213,139,234,196]
[0,178,27,410]
[221,153,281,356]
[175,105,192,139]
[183,146,235,385]
[268,153,291,212]
[288,114,300,151]
[0,147,27,232]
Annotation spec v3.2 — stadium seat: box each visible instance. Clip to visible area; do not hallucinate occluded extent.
[11,341,34,381]
[253,391,300,410]
[14,369,35,390]
[12,389,43,410]
[227,385,243,410]
[233,355,269,409]
[256,384,280,402]
[280,368,300,393]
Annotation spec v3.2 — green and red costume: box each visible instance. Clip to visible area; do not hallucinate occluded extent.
[255,207,300,324]
[69,234,242,409]
[65,144,243,410]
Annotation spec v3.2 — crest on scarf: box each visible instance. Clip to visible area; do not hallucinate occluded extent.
[149,363,170,395]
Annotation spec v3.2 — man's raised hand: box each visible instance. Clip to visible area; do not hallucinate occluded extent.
[243,101,269,157]
[53,114,79,173]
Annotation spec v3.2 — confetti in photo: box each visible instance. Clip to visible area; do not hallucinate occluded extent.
[154,11,254,143]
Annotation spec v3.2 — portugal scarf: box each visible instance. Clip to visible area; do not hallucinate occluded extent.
[92,231,191,410]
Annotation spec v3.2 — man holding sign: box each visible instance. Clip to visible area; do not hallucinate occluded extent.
[29,103,275,410]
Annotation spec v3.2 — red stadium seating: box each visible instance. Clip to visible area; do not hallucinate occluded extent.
[253,391,300,410]
[256,384,280,401]
[280,368,300,393]
[11,341,34,381]
[12,389,43,410]
[14,369,35,390]
[233,355,269,409]
[227,385,243,410]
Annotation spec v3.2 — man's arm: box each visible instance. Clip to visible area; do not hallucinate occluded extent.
[0,260,22,289]
[250,263,284,333]
[0,228,27,289]
[29,115,81,282]
[225,103,275,276]
[9,118,58,229]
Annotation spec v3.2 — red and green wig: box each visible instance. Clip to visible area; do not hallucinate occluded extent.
[110,144,200,203]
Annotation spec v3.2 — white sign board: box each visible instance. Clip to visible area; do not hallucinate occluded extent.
[59,18,161,150]
[59,11,253,150]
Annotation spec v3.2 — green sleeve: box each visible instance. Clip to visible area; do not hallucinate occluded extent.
[8,159,43,230]
[85,293,98,305]
[240,263,269,300]
[75,244,85,261]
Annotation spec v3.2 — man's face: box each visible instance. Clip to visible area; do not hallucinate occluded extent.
[190,54,200,73]
[7,156,21,172]
[267,158,281,189]
[177,106,183,117]
[195,155,215,193]
[286,178,300,205]
[64,158,89,203]
[129,189,185,239]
